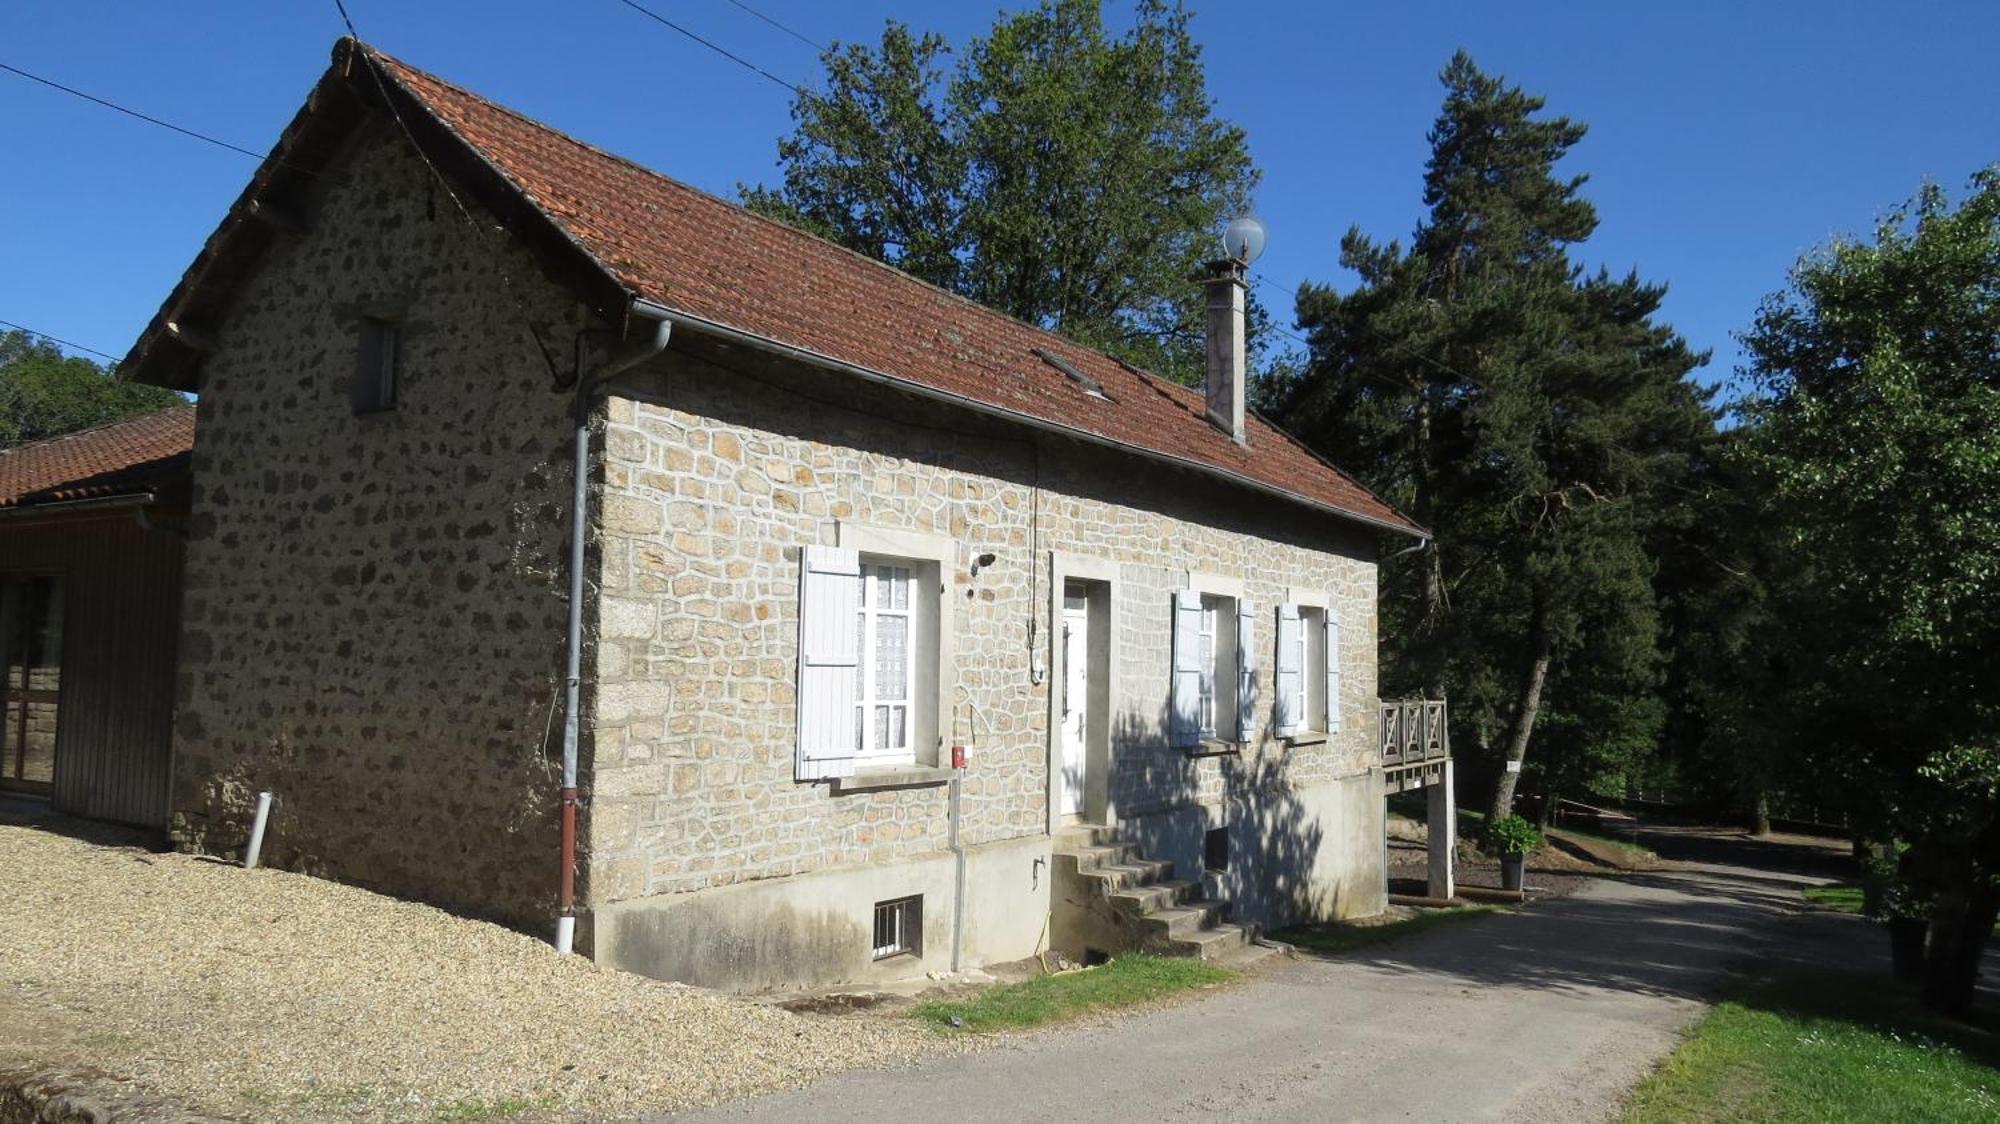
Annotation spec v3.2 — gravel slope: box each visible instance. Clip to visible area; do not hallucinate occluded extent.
[0,824,933,1121]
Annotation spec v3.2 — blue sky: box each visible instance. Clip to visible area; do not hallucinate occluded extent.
[4,1,1997,388]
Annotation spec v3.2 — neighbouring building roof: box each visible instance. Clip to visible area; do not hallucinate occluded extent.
[0,406,196,508]
[121,38,1423,539]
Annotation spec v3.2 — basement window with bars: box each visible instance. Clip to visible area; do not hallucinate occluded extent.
[872,895,922,960]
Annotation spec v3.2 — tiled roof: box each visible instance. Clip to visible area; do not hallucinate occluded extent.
[369,49,1422,538]
[0,407,195,508]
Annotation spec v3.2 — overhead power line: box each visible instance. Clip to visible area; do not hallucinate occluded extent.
[611,0,806,95]
[0,60,269,161]
[720,0,826,52]
[0,318,122,363]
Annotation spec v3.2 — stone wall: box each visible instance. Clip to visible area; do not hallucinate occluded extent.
[588,340,1382,932]
[167,120,595,928]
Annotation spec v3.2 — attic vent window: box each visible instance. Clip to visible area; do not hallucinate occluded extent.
[1033,348,1110,401]
[352,317,400,415]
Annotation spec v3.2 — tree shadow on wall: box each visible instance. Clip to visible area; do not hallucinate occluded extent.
[1107,700,1340,932]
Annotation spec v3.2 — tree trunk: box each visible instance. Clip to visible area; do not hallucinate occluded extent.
[1488,615,1553,823]
[1411,387,1448,700]
[1749,790,1772,837]
[1922,879,2000,1019]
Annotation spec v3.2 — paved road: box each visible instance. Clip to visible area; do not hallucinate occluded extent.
[664,845,1857,1123]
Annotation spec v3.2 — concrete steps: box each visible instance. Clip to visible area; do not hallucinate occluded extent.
[1050,825,1253,962]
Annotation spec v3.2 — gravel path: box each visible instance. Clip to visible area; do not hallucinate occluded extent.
[0,823,934,1122]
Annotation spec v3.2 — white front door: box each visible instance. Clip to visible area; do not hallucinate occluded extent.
[1059,589,1089,816]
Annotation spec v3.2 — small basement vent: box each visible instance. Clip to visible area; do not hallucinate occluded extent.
[1204,826,1230,873]
[872,895,922,960]
[1032,347,1111,401]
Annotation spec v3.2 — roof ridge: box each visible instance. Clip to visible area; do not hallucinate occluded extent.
[0,404,193,460]
[363,44,1209,388]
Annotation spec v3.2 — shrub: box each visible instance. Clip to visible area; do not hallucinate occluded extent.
[1485,814,1542,856]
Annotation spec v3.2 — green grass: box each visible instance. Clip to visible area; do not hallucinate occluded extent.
[430,1096,556,1122]
[1803,883,1867,913]
[1275,906,1501,955]
[1622,971,2000,1123]
[910,953,1232,1032]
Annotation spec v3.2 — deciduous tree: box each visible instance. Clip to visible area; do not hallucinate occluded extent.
[745,0,1257,381]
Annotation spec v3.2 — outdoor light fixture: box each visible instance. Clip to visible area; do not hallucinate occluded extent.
[970,551,998,576]
[1222,215,1266,264]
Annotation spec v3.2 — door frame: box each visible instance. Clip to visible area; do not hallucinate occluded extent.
[1046,552,1118,833]
[0,570,68,796]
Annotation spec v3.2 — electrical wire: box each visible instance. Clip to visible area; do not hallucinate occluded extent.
[611,0,807,95]
[0,318,121,363]
[0,60,270,162]
[720,0,826,52]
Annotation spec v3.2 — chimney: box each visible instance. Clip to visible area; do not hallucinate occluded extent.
[1202,257,1248,444]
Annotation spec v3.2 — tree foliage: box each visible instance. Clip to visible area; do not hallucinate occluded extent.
[1278,53,1714,821]
[1,329,179,448]
[744,0,1258,381]
[1735,169,2000,1015]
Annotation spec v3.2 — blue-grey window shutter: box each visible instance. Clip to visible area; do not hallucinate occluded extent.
[1274,603,1302,738]
[1326,606,1343,735]
[1169,589,1203,748]
[1237,598,1257,742]
[797,545,862,780]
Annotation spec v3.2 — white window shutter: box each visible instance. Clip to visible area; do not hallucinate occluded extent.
[1326,606,1343,735]
[1274,603,1302,738]
[797,545,861,780]
[1169,589,1202,748]
[1237,598,1257,742]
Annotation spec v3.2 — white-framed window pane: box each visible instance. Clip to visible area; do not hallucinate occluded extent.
[876,615,908,700]
[855,560,922,762]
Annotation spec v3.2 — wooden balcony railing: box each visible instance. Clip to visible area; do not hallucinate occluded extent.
[1380,699,1449,768]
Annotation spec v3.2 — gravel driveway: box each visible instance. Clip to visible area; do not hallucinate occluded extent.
[0,821,932,1121]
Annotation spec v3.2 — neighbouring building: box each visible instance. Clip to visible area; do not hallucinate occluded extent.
[0,406,193,826]
[120,38,1453,990]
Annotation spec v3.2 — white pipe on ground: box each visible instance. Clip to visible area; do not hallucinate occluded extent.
[243,791,273,869]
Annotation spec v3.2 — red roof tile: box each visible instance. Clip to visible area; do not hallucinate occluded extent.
[0,407,195,508]
[371,50,1419,538]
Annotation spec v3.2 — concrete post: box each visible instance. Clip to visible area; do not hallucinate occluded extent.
[1427,758,1455,900]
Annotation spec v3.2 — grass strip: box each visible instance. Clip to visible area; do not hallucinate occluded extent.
[911,953,1232,1032]
[1802,883,1866,913]
[1275,906,1500,955]
[1621,970,2000,1123]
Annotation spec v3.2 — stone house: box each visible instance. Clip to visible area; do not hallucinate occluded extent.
[122,39,1445,990]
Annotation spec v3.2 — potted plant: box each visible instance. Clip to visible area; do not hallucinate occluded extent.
[1861,847,1928,981]
[1487,814,1542,892]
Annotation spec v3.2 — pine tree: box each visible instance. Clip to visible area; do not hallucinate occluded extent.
[1281,53,1712,823]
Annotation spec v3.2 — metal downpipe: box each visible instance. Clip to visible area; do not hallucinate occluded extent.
[557,306,672,954]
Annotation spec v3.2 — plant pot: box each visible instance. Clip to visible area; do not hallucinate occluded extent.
[1887,916,1927,982]
[1500,853,1526,891]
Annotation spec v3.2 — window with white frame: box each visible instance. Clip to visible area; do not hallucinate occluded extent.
[1171,587,1255,749]
[855,562,916,763]
[796,543,942,781]
[1199,595,1237,740]
[1275,599,1339,740]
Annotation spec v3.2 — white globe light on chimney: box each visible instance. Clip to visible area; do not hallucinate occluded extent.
[1222,215,1266,264]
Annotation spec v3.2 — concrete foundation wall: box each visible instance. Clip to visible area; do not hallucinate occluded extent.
[587,833,1052,992]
